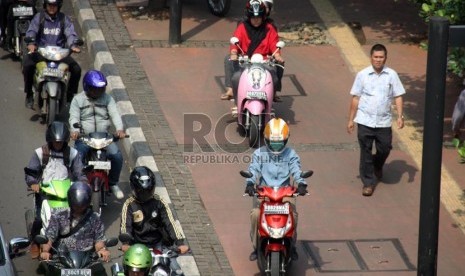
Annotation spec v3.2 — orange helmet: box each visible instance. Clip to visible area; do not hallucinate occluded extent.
[264,118,289,154]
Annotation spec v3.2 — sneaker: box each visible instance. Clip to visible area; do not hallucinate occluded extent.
[25,94,33,109]
[110,185,124,199]
[30,243,40,259]
[249,250,257,261]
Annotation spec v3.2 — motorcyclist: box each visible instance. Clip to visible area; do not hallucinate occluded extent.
[221,0,284,111]
[120,166,189,274]
[40,182,110,273]
[121,243,153,276]
[22,0,81,108]
[25,121,87,259]
[0,0,36,50]
[69,69,127,199]
[244,118,308,261]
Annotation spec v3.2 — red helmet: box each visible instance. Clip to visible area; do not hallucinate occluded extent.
[245,0,266,19]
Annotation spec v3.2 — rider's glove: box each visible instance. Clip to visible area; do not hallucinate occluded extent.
[297,184,308,196]
[245,184,255,196]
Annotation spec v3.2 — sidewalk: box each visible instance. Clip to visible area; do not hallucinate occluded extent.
[74,0,465,274]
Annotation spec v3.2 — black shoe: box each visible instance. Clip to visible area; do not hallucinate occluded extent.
[25,94,33,109]
[291,247,299,261]
[249,250,257,261]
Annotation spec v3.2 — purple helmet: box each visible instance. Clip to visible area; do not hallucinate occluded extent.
[83,70,107,93]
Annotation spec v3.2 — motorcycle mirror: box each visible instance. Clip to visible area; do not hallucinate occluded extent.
[73,122,82,129]
[276,41,285,49]
[105,237,119,248]
[230,37,239,45]
[239,170,253,178]
[24,167,41,178]
[73,38,84,46]
[118,233,133,243]
[9,237,30,258]
[34,235,49,245]
[300,170,313,178]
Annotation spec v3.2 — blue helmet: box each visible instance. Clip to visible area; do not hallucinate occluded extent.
[83,70,107,93]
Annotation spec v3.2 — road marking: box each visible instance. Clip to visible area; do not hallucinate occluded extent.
[309,0,465,233]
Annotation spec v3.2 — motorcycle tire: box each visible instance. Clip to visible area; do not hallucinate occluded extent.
[269,251,282,276]
[249,114,261,148]
[46,98,57,125]
[91,190,101,214]
[25,209,35,239]
[206,0,231,17]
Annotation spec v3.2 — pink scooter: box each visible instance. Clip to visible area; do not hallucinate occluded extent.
[230,37,285,147]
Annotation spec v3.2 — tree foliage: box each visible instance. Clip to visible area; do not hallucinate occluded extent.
[408,0,465,76]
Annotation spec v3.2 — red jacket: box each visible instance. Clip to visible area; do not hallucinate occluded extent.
[230,21,280,57]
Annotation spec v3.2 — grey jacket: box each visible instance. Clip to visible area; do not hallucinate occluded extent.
[69,91,124,134]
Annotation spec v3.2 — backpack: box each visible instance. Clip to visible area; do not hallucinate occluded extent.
[41,144,70,170]
[38,11,66,42]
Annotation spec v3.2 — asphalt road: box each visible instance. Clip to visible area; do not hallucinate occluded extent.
[0,1,130,275]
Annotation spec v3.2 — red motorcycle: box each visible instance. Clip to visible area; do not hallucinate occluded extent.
[73,123,128,215]
[240,170,313,276]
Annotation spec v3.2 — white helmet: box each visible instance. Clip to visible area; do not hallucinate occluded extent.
[263,0,273,12]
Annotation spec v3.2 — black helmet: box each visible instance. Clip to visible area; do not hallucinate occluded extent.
[43,0,62,10]
[129,166,156,203]
[67,182,91,211]
[46,121,70,151]
[245,0,266,19]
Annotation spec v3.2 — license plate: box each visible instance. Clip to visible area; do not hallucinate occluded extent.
[246,91,267,100]
[43,67,64,78]
[12,6,34,17]
[61,269,92,276]
[88,161,111,170]
[264,203,289,214]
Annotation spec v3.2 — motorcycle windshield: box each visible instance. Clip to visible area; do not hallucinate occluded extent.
[37,46,70,61]
[84,132,113,149]
[42,179,71,199]
[68,250,93,268]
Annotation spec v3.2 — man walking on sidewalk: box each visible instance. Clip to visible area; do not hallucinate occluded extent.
[347,43,405,196]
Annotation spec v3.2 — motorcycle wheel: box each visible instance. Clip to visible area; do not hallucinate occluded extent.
[269,251,282,276]
[249,114,261,148]
[46,98,57,125]
[25,209,34,239]
[206,0,231,17]
[91,190,101,214]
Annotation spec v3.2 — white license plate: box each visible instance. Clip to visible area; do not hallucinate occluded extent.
[246,91,267,100]
[43,67,64,78]
[264,203,289,214]
[88,161,111,170]
[12,6,34,17]
[61,269,92,276]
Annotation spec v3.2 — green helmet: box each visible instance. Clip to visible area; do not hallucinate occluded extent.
[123,244,152,275]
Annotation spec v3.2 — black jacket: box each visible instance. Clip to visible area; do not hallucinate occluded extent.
[120,195,185,247]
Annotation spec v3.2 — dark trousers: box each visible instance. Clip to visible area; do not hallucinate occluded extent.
[22,52,81,96]
[30,193,44,240]
[357,124,392,187]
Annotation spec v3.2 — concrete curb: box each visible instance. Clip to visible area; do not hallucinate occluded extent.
[71,0,200,274]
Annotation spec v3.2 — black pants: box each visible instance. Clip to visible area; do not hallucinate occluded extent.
[22,52,81,96]
[0,0,13,39]
[357,124,392,187]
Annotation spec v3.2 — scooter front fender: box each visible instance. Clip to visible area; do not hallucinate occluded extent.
[44,82,60,98]
[243,100,266,116]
